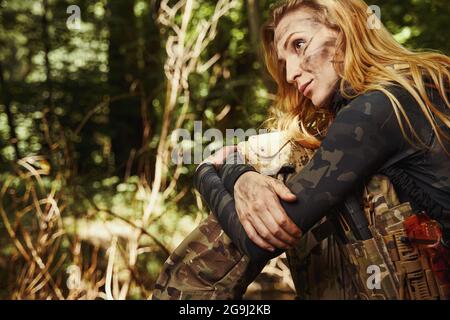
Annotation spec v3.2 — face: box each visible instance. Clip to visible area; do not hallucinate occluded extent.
[274,9,341,107]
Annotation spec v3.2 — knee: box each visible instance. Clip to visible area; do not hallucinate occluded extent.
[151,260,182,300]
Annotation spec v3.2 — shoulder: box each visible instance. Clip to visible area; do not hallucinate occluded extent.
[338,90,393,118]
[325,88,413,151]
[333,90,394,132]
[334,86,415,129]
[321,89,406,156]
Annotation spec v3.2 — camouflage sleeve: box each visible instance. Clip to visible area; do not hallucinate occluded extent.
[219,151,256,196]
[216,91,408,259]
[193,162,273,262]
[195,90,408,261]
[279,90,405,232]
[193,163,239,243]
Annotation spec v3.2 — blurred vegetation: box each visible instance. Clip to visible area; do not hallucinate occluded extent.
[0,0,448,299]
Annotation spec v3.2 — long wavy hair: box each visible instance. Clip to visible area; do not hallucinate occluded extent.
[262,0,450,151]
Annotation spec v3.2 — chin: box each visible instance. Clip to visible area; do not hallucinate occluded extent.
[311,94,324,107]
[311,90,335,108]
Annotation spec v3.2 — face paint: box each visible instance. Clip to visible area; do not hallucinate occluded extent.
[275,9,341,108]
[300,37,337,73]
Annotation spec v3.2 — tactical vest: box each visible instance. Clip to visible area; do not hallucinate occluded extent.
[337,175,450,299]
[238,131,450,300]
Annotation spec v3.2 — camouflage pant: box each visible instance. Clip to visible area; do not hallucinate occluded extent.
[152,213,359,300]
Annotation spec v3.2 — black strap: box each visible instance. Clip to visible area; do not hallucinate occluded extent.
[311,219,335,243]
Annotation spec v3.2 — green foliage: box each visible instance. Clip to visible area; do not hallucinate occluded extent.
[0,0,448,299]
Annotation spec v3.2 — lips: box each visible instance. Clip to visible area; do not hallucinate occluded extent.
[298,79,313,96]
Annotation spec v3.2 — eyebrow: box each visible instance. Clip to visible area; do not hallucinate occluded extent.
[284,32,303,50]
[276,31,304,62]
[275,18,316,59]
[276,18,314,39]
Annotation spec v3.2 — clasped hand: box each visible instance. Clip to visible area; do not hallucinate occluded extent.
[234,171,302,251]
[198,146,303,252]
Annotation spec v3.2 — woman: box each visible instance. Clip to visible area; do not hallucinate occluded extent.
[153,0,450,300]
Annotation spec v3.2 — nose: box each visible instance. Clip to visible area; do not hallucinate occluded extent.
[285,55,303,85]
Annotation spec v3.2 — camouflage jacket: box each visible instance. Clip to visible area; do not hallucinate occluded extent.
[193,85,450,263]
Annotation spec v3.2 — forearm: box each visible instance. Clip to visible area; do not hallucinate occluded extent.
[194,162,281,262]
[220,91,403,236]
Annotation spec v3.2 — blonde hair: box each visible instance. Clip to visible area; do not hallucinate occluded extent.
[262,0,450,151]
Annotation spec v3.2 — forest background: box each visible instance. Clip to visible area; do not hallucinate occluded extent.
[0,0,448,299]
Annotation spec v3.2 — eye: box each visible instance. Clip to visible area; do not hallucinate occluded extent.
[293,39,306,52]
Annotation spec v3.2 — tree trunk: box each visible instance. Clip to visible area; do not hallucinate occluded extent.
[246,0,275,93]
[41,0,61,166]
[0,62,20,160]
[107,0,142,176]
[42,0,53,114]
[136,1,164,179]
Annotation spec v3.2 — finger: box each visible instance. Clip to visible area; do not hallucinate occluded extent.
[250,214,291,250]
[262,204,299,246]
[271,180,297,202]
[241,219,275,252]
[269,196,303,238]
[237,205,275,251]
